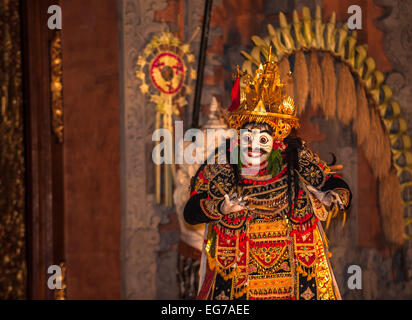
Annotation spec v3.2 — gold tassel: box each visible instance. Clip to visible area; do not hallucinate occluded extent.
[323,232,330,248]
[155,112,161,203]
[341,210,346,229]
[320,53,337,119]
[336,63,356,125]
[379,169,405,248]
[234,286,248,298]
[332,204,339,218]
[354,84,370,146]
[279,57,295,101]
[308,51,323,111]
[326,205,340,230]
[326,209,333,230]
[294,51,309,114]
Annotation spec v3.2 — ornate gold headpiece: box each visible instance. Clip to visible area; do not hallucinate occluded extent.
[228,56,299,140]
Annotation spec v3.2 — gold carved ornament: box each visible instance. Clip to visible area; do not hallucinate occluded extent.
[136,32,196,207]
[50,30,64,143]
[0,0,27,299]
[54,261,67,300]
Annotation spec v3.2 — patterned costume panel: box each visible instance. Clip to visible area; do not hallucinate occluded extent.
[184,143,351,300]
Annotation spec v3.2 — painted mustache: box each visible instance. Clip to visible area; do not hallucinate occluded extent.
[243,147,268,158]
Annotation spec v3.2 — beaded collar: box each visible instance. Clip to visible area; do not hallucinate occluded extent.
[240,165,288,185]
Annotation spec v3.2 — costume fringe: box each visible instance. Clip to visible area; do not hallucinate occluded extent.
[354,84,370,146]
[379,169,405,248]
[279,57,295,101]
[320,53,337,119]
[336,63,356,125]
[294,51,309,115]
[308,51,323,111]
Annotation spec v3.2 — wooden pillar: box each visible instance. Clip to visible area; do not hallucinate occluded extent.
[22,0,121,299]
[21,0,65,300]
[61,0,121,299]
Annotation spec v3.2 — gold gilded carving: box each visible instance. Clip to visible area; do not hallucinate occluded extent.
[0,0,27,299]
[50,31,64,143]
[54,262,67,300]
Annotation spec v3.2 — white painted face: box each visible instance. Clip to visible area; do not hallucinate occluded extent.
[240,123,274,167]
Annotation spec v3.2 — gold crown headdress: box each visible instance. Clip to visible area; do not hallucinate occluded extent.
[228,55,299,140]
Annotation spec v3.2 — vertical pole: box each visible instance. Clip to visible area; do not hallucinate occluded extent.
[178,0,185,41]
[191,0,213,129]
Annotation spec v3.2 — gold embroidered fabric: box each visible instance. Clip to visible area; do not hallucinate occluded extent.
[191,144,347,300]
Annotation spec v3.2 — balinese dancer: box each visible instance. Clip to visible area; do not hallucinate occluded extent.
[184,58,351,300]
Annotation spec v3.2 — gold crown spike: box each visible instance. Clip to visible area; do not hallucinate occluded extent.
[228,58,299,140]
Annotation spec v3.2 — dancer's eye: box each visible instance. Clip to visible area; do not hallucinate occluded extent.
[241,134,251,143]
[260,136,268,144]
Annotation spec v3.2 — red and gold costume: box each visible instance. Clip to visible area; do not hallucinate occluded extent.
[184,59,351,300]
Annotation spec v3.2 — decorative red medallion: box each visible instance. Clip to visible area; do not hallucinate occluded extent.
[150,52,185,95]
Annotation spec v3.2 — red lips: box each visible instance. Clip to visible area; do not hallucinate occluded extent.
[247,148,263,157]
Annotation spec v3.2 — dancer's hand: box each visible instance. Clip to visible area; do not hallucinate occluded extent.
[307,185,344,210]
[221,194,248,214]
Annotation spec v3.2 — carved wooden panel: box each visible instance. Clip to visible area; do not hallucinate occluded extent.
[0,0,27,300]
